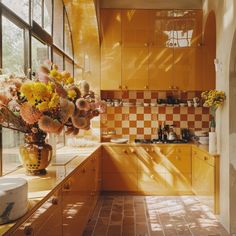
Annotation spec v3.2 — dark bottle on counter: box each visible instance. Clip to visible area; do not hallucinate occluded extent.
[161,122,168,142]
[157,123,162,140]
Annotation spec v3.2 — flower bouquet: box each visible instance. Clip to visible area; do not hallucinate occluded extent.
[0,61,105,174]
[201,90,226,131]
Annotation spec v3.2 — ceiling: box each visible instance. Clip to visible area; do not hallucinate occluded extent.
[100,0,203,9]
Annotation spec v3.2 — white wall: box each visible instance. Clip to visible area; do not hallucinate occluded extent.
[202,0,236,233]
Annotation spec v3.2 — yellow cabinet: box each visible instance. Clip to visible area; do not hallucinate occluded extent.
[148,47,174,90]
[173,47,203,90]
[122,10,150,48]
[100,9,121,48]
[192,146,219,214]
[12,190,62,236]
[102,145,138,191]
[137,145,192,194]
[62,156,97,236]
[101,46,121,90]
[122,47,149,90]
[100,9,122,90]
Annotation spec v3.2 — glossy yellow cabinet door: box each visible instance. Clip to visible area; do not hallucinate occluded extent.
[122,47,149,90]
[149,47,174,90]
[100,9,121,48]
[192,148,219,213]
[149,10,174,47]
[62,159,95,236]
[173,47,203,90]
[101,46,122,90]
[12,190,62,236]
[102,145,138,191]
[100,9,122,90]
[122,10,150,48]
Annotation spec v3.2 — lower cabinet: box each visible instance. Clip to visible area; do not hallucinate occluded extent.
[102,145,192,195]
[12,190,63,236]
[11,151,101,236]
[192,146,219,214]
[137,145,192,195]
[102,145,138,191]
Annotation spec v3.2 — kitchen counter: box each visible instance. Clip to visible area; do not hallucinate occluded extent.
[0,145,101,236]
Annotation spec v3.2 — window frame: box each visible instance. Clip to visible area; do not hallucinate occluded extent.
[0,0,75,176]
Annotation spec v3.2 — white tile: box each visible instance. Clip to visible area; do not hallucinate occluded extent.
[187,114,195,121]
[129,114,137,121]
[137,121,144,128]
[144,128,152,135]
[144,114,151,120]
[173,114,180,121]
[137,107,144,114]
[129,128,137,135]
[122,120,130,128]
[115,114,122,120]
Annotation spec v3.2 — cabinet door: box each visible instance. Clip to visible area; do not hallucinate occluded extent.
[102,146,138,191]
[192,155,214,207]
[122,47,149,90]
[12,190,62,236]
[173,47,203,90]
[149,10,174,47]
[62,160,94,236]
[100,9,121,48]
[100,9,122,90]
[101,46,122,90]
[122,10,150,48]
[149,47,174,90]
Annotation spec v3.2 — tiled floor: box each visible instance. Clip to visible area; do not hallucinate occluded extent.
[83,195,229,236]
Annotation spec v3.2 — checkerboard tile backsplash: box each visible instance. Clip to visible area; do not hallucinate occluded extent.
[101,91,210,141]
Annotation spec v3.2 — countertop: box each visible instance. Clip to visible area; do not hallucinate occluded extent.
[0,145,101,236]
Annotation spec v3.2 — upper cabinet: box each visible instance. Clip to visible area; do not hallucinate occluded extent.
[100,9,214,91]
[122,10,150,48]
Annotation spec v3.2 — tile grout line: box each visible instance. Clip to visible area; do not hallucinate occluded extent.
[91,197,103,236]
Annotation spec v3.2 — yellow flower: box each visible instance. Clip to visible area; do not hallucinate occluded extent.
[48,93,59,108]
[36,101,49,111]
[65,77,74,85]
[33,82,49,100]
[67,89,77,100]
[20,82,34,100]
[50,69,58,77]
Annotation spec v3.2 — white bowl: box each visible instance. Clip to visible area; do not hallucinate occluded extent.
[195,131,208,137]
[199,136,209,142]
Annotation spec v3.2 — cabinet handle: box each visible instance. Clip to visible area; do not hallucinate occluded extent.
[24,225,33,236]
[204,156,208,161]
[123,149,128,154]
[151,148,155,153]
[169,86,173,89]
[144,43,148,47]
[175,156,181,160]
[90,192,95,197]
[64,182,71,190]
[193,151,197,155]
[144,85,149,89]
[124,85,128,90]
[51,197,58,205]
[118,85,122,89]
[118,41,122,46]
[146,148,149,152]
[130,148,136,154]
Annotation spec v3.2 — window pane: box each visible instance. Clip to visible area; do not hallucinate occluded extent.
[53,49,64,69]
[2,16,24,74]
[53,0,63,49]
[64,14,73,57]
[33,0,42,26]
[44,0,52,34]
[1,16,25,174]
[65,58,73,75]
[32,37,49,73]
[2,0,29,23]
[74,65,83,84]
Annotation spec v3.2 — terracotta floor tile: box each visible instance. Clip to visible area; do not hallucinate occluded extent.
[84,195,229,236]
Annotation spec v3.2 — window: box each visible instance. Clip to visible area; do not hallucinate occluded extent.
[65,57,73,76]
[53,48,64,69]
[1,16,26,174]
[64,13,73,57]
[33,0,42,26]
[2,16,25,74]
[1,0,30,23]
[0,0,74,176]
[32,36,50,73]
[53,0,64,49]
[44,0,52,34]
